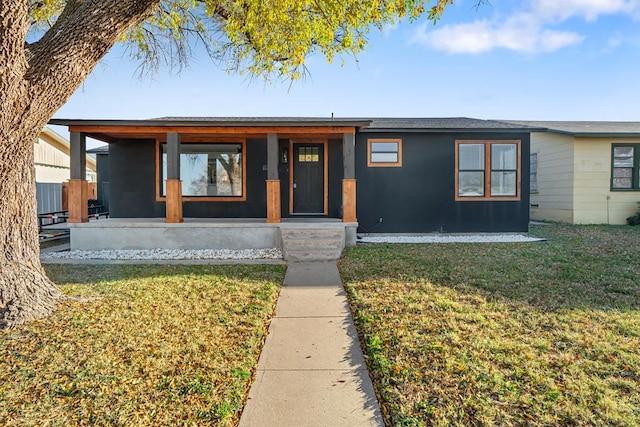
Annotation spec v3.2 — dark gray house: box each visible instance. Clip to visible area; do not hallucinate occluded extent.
[49,117,537,251]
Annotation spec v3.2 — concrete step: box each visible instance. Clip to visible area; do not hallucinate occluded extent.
[280,229,344,240]
[281,228,345,262]
[284,249,342,262]
[282,238,343,251]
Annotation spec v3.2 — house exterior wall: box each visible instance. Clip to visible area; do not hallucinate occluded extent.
[355,131,531,233]
[573,137,640,224]
[35,132,97,183]
[109,138,270,219]
[530,132,574,223]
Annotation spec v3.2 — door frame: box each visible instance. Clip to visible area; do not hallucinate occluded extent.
[289,139,329,215]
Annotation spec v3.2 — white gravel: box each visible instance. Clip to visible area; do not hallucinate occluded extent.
[358,234,545,244]
[41,248,283,260]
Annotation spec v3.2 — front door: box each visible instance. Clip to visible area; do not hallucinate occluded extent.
[292,143,324,214]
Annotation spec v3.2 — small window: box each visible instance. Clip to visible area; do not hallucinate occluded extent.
[530,153,538,193]
[368,139,402,167]
[298,146,320,163]
[456,140,521,201]
[612,144,639,190]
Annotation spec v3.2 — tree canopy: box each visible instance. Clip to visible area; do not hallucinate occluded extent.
[29,0,454,77]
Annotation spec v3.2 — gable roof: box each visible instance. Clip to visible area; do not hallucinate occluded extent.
[506,120,640,137]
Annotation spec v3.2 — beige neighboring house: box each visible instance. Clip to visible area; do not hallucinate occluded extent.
[36,127,96,183]
[512,121,640,225]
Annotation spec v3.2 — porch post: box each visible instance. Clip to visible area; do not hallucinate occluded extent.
[68,132,88,223]
[165,132,183,223]
[342,132,357,222]
[266,133,281,223]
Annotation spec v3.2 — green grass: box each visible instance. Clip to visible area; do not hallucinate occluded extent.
[340,224,640,426]
[0,264,284,426]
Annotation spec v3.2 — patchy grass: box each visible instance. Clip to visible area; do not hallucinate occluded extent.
[0,264,284,426]
[340,224,640,426]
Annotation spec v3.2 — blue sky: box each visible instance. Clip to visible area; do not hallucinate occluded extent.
[51,0,640,145]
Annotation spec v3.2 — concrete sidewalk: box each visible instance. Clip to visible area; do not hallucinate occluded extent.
[239,262,384,427]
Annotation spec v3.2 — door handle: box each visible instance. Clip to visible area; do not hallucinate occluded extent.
[293,182,297,189]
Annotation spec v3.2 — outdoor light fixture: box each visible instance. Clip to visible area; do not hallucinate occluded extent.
[281,147,289,164]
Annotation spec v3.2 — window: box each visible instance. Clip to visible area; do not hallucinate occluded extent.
[612,144,640,190]
[298,146,320,163]
[159,142,245,201]
[530,153,538,193]
[368,139,402,167]
[456,140,521,200]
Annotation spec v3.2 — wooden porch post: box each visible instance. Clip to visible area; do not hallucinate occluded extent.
[165,132,183,223]
[342,132,357,222]
[68,132,88,223]
[266,133,281,223]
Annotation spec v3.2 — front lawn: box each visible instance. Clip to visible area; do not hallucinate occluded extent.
[0,264,284,426]
[340,224,640,426]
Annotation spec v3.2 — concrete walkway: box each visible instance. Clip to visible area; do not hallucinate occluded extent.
[239,262,384,427]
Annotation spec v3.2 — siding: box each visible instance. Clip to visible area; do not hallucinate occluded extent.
[356,131,530,233]
[34,134,97,183]
[530,132,574,223]
[573,137,640,224]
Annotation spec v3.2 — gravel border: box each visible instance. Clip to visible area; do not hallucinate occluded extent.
[357,234,545,244]
[40,248,283,261]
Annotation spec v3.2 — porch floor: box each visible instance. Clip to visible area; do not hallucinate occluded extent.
[67,218,358,253]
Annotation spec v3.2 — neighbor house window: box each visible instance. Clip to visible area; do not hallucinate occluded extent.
[456,140,521,200]
[530,153,538,193]
[368,139,402,167]
[159,142,245,201]
[612,144,640,190]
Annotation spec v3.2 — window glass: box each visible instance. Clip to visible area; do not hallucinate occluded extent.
[458,171,485,196]
[459,144,485,170]
[371,152,398,163]
[530,153,538,193]
[371,142,398,152]
[612,145,639,190]
[491,171,517,196]
[613,146,634,167]
[492,144,517,169]
[298,147,320,162]
[162,143,243,197]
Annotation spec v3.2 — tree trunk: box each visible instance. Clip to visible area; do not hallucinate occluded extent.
[0,126,64,329]
[1,0,160,328]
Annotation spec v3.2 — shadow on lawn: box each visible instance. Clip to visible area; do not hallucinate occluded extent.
[342,224,640,312]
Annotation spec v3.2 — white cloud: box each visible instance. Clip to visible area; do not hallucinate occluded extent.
[411,14,584,54]
[532,0,640,22]
[411,0,638,54]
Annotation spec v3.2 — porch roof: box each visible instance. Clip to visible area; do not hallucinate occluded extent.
[48,117,372,143]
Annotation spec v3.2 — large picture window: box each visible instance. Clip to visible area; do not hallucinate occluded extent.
[612,144,639,190]
[456,140,521,200]
[160,142,245,200]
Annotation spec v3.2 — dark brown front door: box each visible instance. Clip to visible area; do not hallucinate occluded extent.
[293,143,324,214]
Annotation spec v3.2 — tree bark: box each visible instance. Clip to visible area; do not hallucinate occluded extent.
[1,0,160,328]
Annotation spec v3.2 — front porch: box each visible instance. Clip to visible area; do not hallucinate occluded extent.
[68,218,358,260]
